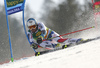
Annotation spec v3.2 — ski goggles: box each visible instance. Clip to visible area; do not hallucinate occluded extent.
[28,25,37,30]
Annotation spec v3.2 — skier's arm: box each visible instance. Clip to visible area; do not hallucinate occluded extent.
[38,22,47,36]
[27,31,38,49]
[37,23,47,44]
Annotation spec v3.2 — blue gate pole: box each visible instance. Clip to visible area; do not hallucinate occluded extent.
[4,0,13,62]
[22,0,37,53]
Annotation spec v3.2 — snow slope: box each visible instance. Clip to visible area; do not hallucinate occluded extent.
[0,39,100,68]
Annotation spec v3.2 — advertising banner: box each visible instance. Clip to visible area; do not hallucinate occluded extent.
[6,0,24,15]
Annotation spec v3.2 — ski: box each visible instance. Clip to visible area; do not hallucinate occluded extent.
[77,36,100,45]
[35,36,100,56]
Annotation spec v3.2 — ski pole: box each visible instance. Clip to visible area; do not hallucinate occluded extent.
[22,0,37,53]
[60,26,95,36]
[43,26,95,41]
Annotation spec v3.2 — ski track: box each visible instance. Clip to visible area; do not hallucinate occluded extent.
[0,39,100,68]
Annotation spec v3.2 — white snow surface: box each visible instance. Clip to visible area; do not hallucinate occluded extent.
[0,39,100,68]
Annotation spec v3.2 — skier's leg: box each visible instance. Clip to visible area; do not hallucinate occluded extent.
[39,41,54,48]
[48,31,62,47]
[48,31,83,45]
[57,38,83,44]
[48,31,68,44]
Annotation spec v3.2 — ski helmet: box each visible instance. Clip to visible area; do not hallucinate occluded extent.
[27,18,37,30]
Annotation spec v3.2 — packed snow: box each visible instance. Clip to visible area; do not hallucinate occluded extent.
[0,38,100,68]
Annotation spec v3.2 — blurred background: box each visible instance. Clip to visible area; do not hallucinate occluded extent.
[0,0,100,64]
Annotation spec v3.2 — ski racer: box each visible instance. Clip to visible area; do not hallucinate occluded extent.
[27,18,83,49]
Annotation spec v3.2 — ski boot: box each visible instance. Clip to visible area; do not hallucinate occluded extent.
[62,44,71,49]
[52,43,61,48]
[62,45,68,49]
[76,38,84,45]
[55,43,61,47]
[35,52,41,56]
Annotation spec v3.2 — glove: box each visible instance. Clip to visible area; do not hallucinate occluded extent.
[37,37,43,44]
[31,43,38,49]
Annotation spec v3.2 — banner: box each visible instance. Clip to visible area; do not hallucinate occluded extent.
[92,0,100,29]
[5,0,24,15]
[93,1,100,15]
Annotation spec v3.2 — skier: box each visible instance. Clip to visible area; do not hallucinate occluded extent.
[27,18,83,49]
